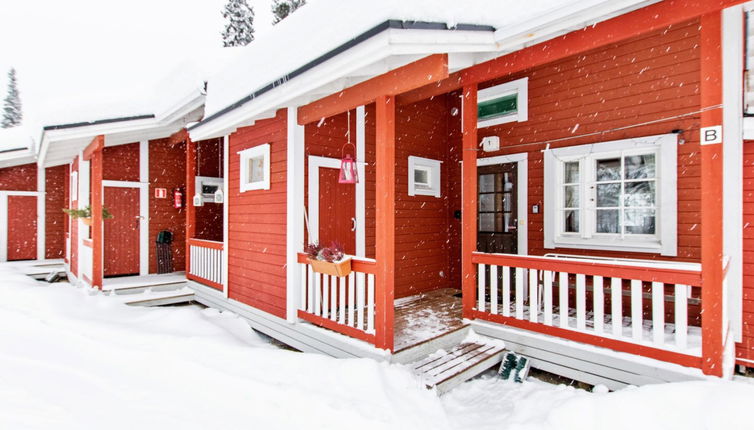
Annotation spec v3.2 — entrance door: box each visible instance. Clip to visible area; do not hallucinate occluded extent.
[104,187,140,276]
[309,156,356,255]
[477,163,518,254]
[7,195,37,261]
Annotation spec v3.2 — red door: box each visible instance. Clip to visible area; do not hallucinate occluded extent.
[104,187,140,276]
[318,168,356,254]
[7,196,37,261]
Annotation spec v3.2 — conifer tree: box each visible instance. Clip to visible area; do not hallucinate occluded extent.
[221,0,255,47]
[272,0,306,25]
[1,68,22,129]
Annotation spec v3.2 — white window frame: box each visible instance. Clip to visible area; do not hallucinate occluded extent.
[238,143,270,192]
[408,155,441,198]
[477,77,528,129]
[543,134,677,256]
[70,170,78,202]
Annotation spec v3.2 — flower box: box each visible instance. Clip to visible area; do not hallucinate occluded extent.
[309,257,352,277]
[81,218,92,227]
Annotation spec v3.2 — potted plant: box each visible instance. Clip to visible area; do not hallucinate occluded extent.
[305,242,352,277]
[62,205,114,226]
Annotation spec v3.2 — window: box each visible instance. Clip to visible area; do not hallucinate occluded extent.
[239,143,270,192]
[477,77,528,128]
[70,171,78,202]
[408,156,441,197]
[543,134,677,256]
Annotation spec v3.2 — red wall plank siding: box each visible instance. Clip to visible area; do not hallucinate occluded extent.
[0,163,36,191]
[7,195,37,260]
[149,138,187,273]
[103,142,140,182]
[473,18,702,263]
[194,138,224,242]
[739,140,754,364]
[228,109,288,318]
[70,158,78,276]
[45,165,67,259]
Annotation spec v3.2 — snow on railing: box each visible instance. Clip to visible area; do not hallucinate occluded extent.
[188,239,224,290]
[297,253,376,345]
[470,252,703,360]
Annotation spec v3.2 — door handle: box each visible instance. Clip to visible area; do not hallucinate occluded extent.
[351,217,357,232]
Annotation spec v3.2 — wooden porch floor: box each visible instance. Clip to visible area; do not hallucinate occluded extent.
[394,288,467,352]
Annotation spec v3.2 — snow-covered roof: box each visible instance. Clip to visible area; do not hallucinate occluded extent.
[0,126,36,168]
[191,0,658,139]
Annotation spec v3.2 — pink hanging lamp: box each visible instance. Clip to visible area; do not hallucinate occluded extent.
[339,110,359,184]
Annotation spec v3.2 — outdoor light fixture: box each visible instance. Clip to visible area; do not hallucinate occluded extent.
[339,110,359,184]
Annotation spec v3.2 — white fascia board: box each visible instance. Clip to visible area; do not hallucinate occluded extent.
[190,28,498,141]
[0,151,36,168]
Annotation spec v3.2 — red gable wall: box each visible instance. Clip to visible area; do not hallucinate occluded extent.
[0,163,36,191]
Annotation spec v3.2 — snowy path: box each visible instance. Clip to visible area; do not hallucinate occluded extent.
[0,264,752,430]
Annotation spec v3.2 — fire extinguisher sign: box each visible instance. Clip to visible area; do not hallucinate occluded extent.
[154,188,168,199]
[700,125,722,145]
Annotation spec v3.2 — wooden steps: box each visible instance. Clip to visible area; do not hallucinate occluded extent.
[118,288,195,307]
[411,341,505,394]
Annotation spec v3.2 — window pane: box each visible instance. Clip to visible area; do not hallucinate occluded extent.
[624,209,656,234]
[624,181,655,207]
[479,194,495,212]
[624,154,655,179]
[495,213,504,232]
[249,156,264,183]
[480,213,495,232]
[414,168,429,186]
[596,209,620,233]
[501,193,510,212]
[478,94,517,121]
[564,185,579,208]
[564,210,579,233]
[564,162,579,183]
[479,174,495,193]
[503,173,514,192]
[596,158,621,181]
[596,183,620,207]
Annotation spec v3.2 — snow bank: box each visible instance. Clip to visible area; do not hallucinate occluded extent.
[1,262,752,430]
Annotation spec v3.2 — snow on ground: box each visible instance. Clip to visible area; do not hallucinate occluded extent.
[1,262,752,430]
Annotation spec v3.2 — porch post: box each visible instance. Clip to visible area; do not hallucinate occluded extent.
[375,94,395,351]
[86,135,104,289]
[700,11,725,377]
[185,136,196,276]
[462,84,478,319]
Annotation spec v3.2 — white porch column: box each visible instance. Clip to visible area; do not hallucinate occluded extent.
[286,106,306,322]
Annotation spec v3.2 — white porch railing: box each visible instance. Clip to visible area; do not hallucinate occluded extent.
[297,253,377,344]
[470,252,703,362]
[188,239,224,290]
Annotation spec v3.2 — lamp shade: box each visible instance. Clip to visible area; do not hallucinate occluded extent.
[339,154,358,184]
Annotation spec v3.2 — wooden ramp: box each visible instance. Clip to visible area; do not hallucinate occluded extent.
[116,287,195,307]
[411,342,505,395]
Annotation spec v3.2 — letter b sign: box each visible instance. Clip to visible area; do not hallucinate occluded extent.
[700,125,722,145]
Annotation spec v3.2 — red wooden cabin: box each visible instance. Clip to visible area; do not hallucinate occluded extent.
[183,0,754,388]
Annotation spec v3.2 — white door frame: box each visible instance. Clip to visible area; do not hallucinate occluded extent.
[102,180,149,276]
[477,152,529,255]
[307,155,365,255]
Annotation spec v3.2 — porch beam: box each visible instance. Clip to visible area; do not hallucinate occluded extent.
[700,11,725,378]
[398,0,750,106]
[185,135,196,276]
[89,135,104,289]
[297,54,448,125]
[461,85,478,319]
[375,94,395,351]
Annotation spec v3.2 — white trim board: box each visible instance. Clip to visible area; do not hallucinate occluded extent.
[356,106,366,258]
[0,193,7,262]
[477,152,529,255]
[37,166,46,260]
[286,107,306,321]
[223,134,230,299]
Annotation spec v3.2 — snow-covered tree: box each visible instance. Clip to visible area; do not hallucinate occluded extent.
[272,0,306,25]
[221,0,255,47]
[1,68,22,129]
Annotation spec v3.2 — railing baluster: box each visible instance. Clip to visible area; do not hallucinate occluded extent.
[502,266,511,317]
[322,274,329,318]
[367,274,375,334]
[490,265,499,315]
[576,274,586,330]
[674,284,688,349]
[611,277,622,337]
[559,272,569,328]
[314,273,322,316]
[356,271,365,331]
[593,276,604,333]
[338,276,346,324]
[652,281,665,346]
[330,275,338,321]
[515,267,524,319]
[543,270,553,326]
[631,279,643,341]
[529,268,538,323]
[300,263,308,311]
[348,272,355,327]
[307,265,314,313]
[478,263,486,312]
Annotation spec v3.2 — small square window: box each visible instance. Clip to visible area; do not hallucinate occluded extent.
[477,77,528,129]
[408,156,441,197]
[239,143,270,192]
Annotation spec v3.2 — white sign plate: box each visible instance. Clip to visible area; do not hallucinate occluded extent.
[700,125,722,145]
